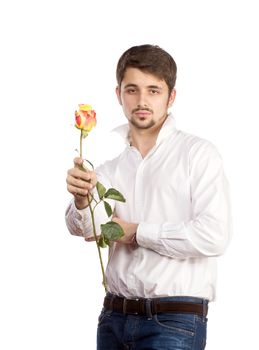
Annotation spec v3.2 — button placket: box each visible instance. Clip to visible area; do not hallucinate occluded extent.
[125,154,145,294]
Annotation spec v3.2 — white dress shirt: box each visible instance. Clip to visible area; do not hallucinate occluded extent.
[65,114,232,301]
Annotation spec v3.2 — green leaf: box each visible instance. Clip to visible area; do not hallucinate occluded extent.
[104,201,113,217]
[101,221,124,241]
[97,236,108,248]
[96,181,106,199]
[104,188,126,202]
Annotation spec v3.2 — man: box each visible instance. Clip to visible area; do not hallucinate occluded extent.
[66,44,232,349]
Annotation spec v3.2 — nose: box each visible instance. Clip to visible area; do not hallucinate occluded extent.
[137,91,148,108]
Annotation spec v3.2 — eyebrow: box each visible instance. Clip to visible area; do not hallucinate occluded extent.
[123,84,163,90]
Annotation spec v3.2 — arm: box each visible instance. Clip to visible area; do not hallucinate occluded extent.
[66,157,96,210]
[117,142,232,258]
[65,158,111,238]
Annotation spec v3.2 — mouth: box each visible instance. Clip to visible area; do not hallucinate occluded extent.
[134,110,152,118]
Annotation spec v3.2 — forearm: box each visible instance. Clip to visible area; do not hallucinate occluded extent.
[74,196,89,210]
[66,162,115,238]
[65,198,107,238]
[74,191,95,210]
[136,216,232,259]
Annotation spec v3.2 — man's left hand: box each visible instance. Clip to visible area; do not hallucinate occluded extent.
[112,217,138,245]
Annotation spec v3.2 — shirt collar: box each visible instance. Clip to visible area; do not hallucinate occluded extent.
[112,113,177,146]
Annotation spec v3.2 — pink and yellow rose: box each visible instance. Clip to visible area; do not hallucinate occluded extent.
[75,104,96,133]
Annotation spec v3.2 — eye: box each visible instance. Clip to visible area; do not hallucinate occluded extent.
[126,88,136,94]
[150,89,159,94]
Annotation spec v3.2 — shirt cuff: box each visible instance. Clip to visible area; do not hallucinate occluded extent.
[136,221,187,248]
[65,199,94,237]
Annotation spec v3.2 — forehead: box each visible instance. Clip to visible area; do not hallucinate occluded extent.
[121,67,167,88]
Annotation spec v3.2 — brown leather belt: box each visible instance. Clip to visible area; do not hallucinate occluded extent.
[103,295,208,317]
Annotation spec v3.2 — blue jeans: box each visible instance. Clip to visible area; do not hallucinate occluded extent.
[97,296,208,350]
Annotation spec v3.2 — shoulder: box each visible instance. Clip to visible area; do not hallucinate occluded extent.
[175,130,222,161]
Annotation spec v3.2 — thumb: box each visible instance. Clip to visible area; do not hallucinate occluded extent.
[73,157,83,167]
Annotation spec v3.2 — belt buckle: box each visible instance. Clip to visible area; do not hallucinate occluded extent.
[123,297,139,315]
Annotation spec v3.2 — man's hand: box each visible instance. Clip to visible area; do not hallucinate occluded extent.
[112,217,138,245]
[66,157,97,209]
[84,217,138,244]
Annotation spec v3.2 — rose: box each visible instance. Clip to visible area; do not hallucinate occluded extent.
[74,103,125,292]
[75,104,97,160]
[75,104,97,135]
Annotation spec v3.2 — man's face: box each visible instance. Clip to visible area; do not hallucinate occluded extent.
[116,67,175,130]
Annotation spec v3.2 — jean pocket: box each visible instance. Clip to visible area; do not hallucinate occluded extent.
[194,315,207,349]
[154,313,196,337]
[98,308,111,326]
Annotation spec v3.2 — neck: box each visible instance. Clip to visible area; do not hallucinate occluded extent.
[129,120,165,158]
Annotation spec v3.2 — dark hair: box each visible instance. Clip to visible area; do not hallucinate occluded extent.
[116,44,177,93]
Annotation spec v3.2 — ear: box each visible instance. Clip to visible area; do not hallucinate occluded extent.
[168,89,176,108]
[116,86,122,105]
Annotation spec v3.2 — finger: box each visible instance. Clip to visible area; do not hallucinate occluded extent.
[84,236,96,242]
[73,158,92,173]
[67,168,95,183]
[85,235,100,242]
[67,185,86,196]
[112,216,119,223]
[67,175,94,190]
[73,157,83,167]
[67,182,92,196]
[69,186,91,197]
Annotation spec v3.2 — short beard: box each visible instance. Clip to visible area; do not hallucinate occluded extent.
[130,117,156,130]
[130,107,155,129]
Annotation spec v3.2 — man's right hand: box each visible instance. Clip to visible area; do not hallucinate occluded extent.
[66,157,97,209]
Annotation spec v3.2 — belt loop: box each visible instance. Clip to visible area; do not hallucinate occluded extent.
[123,298,127,315]
[109,294,115,310]
[107,293,115,316]
[202,299,207,322]
[145,299,153,320]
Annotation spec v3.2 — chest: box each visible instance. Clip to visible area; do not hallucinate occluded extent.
[114,142,191,200]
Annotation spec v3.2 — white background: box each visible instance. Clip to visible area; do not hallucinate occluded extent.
[0,0,258,349]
